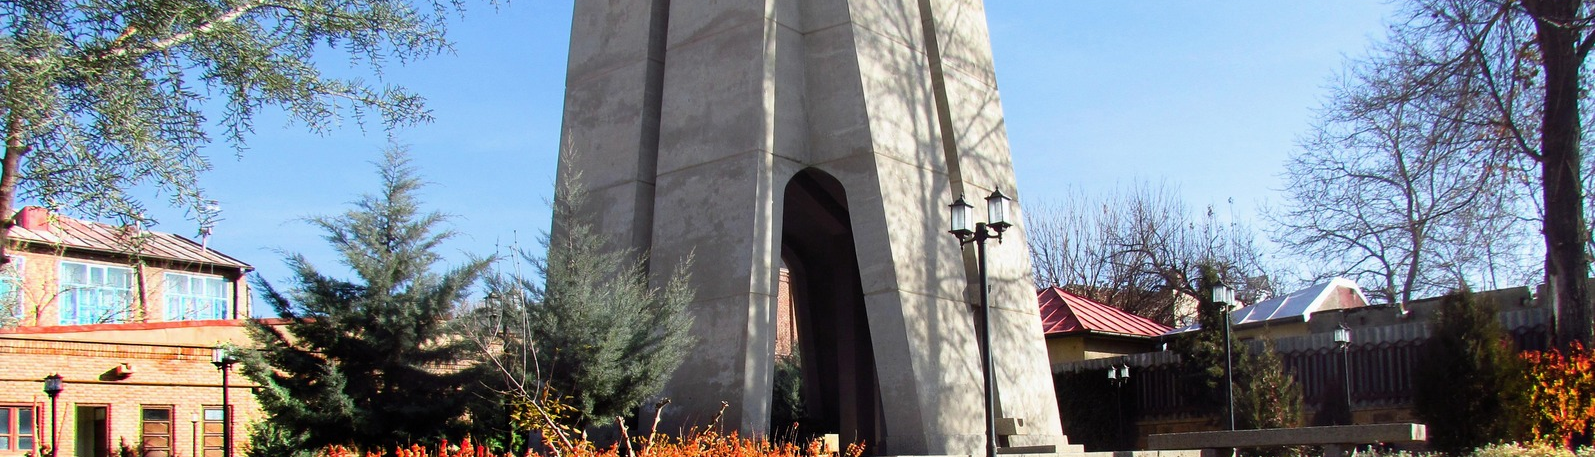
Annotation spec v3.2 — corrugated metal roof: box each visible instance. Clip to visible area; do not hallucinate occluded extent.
[1038,286,1172,338]
[8,210,252,270]
[1231,277,1368,326]
[1166,277,1369,335]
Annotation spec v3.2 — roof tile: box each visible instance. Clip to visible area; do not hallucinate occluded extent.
[1038,286,1172,337]
[8,209,252,270]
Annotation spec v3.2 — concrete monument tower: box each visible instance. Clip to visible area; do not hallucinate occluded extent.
[555,1,1065,455]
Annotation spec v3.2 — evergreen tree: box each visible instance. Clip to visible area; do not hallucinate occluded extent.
[478,176,695,428]
[1234,339,1304,432]
[1171,265,1239,424]
[770,355,808,438]
[1233,339,1306,457]
[1413,290,1530,454]
[239,147,491,451]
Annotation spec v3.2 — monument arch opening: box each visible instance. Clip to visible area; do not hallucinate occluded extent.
[776,168,882,450]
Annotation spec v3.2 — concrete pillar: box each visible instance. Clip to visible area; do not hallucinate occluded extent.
[556,0,1064,454]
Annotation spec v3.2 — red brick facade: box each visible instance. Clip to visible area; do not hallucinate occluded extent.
[775,268,797,359]
[0,209,260,457]
[0,322,260,457]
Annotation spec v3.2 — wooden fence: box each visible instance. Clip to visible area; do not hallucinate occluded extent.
[1054,306,1554,421]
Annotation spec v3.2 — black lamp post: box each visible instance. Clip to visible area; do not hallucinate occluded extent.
[212,347,238,457]
[42,374,62,456]
[949,189,1013,457]
[1209,279,1236,431]
[1108,363,1129,438]
[1333,323,1353,425]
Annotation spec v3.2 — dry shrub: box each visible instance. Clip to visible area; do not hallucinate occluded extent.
[317,431,865,457]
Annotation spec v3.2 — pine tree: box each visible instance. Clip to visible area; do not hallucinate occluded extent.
[1171,265,1238,423]
[478,176,695,429]
[1413,290,1530,454]
[770,355,808,438]
[1234,339,1303,432]
[239,146,491,451]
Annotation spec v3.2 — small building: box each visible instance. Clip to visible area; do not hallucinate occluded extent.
[0,207,260,457]
[1039,286,1173,365]
[1164,277,1372,341]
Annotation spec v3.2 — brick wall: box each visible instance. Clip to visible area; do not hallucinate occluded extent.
[0,336,260,457]
[775,268,797,359]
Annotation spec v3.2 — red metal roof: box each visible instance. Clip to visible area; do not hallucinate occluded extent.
[1038,286,1172,338]
[8,208,252,270]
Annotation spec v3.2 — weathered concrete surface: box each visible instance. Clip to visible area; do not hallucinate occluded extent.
[556,0,1063,455]
[1146,423,1427,450]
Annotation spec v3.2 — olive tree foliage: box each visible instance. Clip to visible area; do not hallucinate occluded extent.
[1327,0,1595,344]
[0,0,463,264]
[464,177,697,429]
[1026,182,1279,326]
[1269,36,1542,308]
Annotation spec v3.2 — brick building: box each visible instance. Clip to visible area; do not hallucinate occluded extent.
[0,207,259,457]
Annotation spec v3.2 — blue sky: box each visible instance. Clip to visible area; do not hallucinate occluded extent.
[119,1,1397,315]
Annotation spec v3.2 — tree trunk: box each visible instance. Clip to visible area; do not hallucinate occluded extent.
[1,114,25,268]
[1525,0,1593,346]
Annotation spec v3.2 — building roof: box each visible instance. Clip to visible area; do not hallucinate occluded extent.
[1231,277,1368,326]
[8,207,252,270]
[1167,277,1370,335]
[1038,286,1173,338]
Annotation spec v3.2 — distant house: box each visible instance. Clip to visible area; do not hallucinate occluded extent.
[3,206,253,327]
[1038,286,1173,364]
[1164,277,1371,340]
[0,207,260,457]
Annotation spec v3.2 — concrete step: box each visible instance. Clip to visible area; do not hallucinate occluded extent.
[1075,451,1203,457]
[992,448,1198,457]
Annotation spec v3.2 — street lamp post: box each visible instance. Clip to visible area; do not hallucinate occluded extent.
[1209,279,1236,431]
[1333,323,1353,425]
[212,347,238,457]
[42,374,63,457]
[1108,363,1130,440]
[948,190,1013,457]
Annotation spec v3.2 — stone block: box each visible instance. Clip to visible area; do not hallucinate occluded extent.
[852,27,945,168]
[995,417,1028,436]
[666,0,769,48]
[844,0,925,51]
[772,24,810,163]
[657,20,774,175]
[559,60,660,191]
[1146,423,1429,450]
[800,25,874,165]
[925,0,999,87]
[654,293,777,432]
[942,71,1016,190]
[566,0,664,81]
[649,150,778,302]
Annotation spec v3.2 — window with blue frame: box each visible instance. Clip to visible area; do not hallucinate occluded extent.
[59,261,134,325]
[163,273,229,321]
